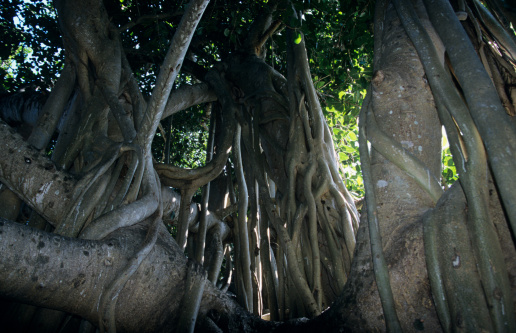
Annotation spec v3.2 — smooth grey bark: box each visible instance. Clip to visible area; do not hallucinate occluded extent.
[320,2,443,331]
[162,83,217,120]
[0,119,77,225]
[424,0,516,233]
[0,217,247,332]
[0,218,183,332]
[139,0,211,154]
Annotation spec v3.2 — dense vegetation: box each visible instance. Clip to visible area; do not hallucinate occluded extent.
[1,0,373,193]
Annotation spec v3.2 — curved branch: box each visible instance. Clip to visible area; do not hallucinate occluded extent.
[155,71,234,190]
[161,83,217,120]
[155,156,224,186]
[79,158,159,240]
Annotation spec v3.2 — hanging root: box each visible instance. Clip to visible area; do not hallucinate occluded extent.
[57,143,147,239]
[56,142,124,237]
[359,94,402,332]
[362,101,443,203]
[98,167,162,333]
[175,260,208,333]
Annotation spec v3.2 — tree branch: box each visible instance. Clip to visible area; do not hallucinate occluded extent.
[0,120,78,226]
[139,0,210,154]
[0,218,122,325]
[0,217,235,332]
[425,0,516,239]
[116,12,184,34]
[161,83,217,120]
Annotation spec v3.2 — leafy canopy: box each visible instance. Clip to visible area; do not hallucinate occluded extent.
[0,0,383,197]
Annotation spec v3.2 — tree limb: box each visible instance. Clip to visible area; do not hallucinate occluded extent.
[139,0,210,154]
[0,120,78,226]
[161,83,217,120]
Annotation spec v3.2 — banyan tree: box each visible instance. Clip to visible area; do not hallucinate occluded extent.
[0,0,515,332]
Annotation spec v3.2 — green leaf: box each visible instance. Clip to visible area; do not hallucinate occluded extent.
[344,145,355,153]
[294,33,302,44]
[339,152,349,161]
[347,131,357,141]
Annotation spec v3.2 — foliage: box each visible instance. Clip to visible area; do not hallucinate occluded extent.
[0,0,374,198]
[301,0,374,198]
[441,132,458,187]
[151,100,209,169]
[0,0,63,93]
[119,0,374,197]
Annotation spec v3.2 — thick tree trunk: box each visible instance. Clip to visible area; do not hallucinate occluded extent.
[324,2,443,331]
[0,217,252,332]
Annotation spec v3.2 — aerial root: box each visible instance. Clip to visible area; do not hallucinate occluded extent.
[99,168,162,333]
[359,93,402,332]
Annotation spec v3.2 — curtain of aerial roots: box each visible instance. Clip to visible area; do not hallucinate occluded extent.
[218,29,360,320]
[362,0,516,331]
